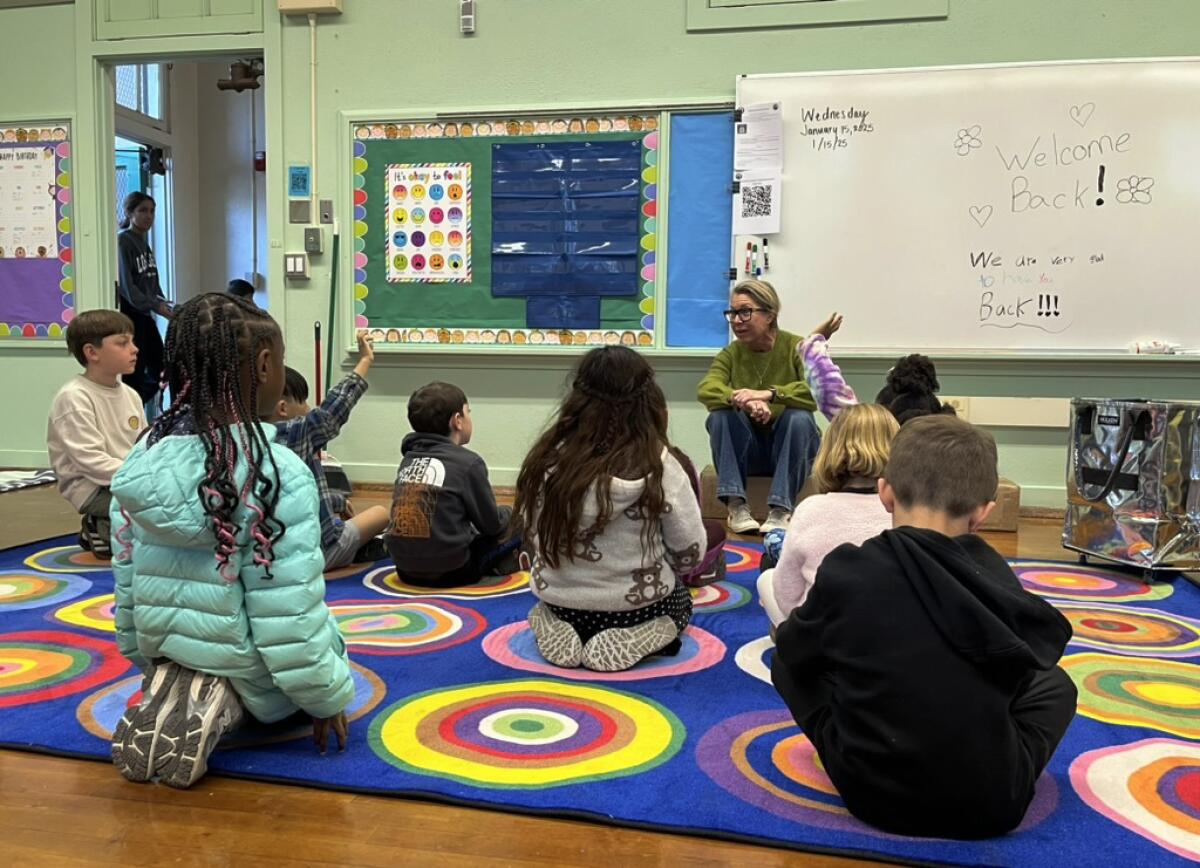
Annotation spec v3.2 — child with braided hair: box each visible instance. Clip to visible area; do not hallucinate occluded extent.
[109,293,354,788]
[513,346,707,672]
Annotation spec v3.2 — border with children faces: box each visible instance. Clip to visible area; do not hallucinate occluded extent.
[0,121,73,341]
[350,113,658,350]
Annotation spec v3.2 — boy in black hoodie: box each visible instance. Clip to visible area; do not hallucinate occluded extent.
[385,382,519,587]
[772,414,1076,840]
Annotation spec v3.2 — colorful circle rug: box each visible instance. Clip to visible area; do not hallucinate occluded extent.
[1062,652,1200,739]
[722,543,762,575]
[697,709,1058,836]
[1056,603,1200,658]
[330,599,486,655]
[23,544,112,573]
[76,661,386,748]
[481,621,724,681]
[0,571,90,611]
[1010,559,1173,603]
[690,580,752,613]
[735,635,775,686]
[323,561,373,581]
[52,593,115,633]
[362,565,529,599]
[369,679,685,788]
[0,629,130,708]
[1071,738,1200,862]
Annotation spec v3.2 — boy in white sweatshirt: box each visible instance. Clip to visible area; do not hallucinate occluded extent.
[46,310,146,558]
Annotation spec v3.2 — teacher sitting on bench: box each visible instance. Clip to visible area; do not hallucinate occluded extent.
[697,279,838,535]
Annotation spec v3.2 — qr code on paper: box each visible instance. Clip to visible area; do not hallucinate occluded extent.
[741,184,773,218]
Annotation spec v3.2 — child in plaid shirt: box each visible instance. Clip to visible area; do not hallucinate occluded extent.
[273,333,389,568]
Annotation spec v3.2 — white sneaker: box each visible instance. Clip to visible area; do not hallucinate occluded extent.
[727,502,760,534]
[759,508,791,534]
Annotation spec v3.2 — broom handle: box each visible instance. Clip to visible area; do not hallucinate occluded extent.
[313,321,322,401]
[325,228,340,396]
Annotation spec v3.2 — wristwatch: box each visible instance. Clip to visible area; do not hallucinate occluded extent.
[767,387,778,403]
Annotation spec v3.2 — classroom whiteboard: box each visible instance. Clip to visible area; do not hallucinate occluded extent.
[735,59,1200,354]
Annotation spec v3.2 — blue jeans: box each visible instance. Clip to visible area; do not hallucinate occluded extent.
[706,408,820,511]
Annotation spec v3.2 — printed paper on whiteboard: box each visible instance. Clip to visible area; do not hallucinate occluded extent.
[733,170,781,235]
[734,101,784,172]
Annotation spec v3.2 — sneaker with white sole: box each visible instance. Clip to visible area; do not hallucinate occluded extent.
[162,670,244,789]
[80,514,113,560]
[759,508,792,535]
[580,616,680,672]
[111,661,187,783]
[726,502,760,534]
[528,601,583,668]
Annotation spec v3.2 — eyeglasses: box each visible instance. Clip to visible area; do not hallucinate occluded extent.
[723,307,766,323]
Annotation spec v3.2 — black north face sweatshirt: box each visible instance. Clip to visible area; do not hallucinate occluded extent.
[772,526,1073,839]
[384,432,504,576]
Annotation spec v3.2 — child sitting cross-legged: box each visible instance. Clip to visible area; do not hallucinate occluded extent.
[271,333,390,568]
[772,414,1077,839]
[47,310,147,559]
[384,382,520,587]
[514,346,707,672]
[757,403,898,631]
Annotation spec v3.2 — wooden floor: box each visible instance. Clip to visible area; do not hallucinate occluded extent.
[0,485,1068,867]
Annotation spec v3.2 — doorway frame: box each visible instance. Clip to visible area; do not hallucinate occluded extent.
[75,15,281,325]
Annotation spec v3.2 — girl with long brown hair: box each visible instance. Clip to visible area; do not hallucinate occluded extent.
[512,346,707,672]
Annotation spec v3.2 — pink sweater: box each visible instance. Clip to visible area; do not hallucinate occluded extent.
[771,491,892,617]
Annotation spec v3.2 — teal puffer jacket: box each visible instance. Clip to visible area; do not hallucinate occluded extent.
[110,424,354,723]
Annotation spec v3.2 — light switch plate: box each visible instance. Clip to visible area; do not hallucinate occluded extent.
[284,252,310,279]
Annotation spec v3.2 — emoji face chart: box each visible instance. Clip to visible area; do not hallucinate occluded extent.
[386,163,471,282]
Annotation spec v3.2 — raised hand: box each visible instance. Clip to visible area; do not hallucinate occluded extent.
[356,332,375,363]
[812,312,843,340]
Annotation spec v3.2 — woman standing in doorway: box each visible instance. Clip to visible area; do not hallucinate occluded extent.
[117,192,173,411]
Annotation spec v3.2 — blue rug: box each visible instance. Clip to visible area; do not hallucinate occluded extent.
[2,535,1199,867]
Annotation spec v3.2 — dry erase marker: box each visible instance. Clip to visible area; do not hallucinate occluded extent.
[745,242,752,275]
[762,238,770,272]
[752,243,759,274]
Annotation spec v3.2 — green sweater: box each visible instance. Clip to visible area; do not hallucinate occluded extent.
[697,330,817,423]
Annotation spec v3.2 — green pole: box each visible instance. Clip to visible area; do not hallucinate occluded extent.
[324,228,340,399]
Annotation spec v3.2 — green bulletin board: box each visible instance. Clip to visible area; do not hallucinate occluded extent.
[351,113,660,349]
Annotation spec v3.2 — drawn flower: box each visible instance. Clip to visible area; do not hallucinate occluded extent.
[954,125,983,156]
[1116,175,1154,205]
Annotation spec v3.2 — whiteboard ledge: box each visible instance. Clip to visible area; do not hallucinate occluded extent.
[738,56,1200,83]
[830,349,1200,362]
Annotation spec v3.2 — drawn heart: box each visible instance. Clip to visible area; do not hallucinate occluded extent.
[969,205,994,228]
[1069,102,1096,128]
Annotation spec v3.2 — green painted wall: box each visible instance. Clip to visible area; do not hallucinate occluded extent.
[0,3,81,467]
[3,0,1199,508]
